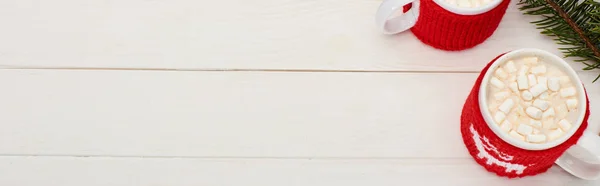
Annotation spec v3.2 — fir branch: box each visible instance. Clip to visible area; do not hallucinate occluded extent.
[519,0,600,81]
[543,0,600,58]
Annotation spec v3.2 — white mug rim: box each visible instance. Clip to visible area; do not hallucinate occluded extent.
[432,0,502,15]
[478,48,587,151]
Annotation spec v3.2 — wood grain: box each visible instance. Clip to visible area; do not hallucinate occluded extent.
[0,69,597,157]
[0,1,598,184]
[0,0,591,72]
[0,157,597,186]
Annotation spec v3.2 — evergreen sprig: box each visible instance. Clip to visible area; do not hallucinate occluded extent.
[519,0,600,81]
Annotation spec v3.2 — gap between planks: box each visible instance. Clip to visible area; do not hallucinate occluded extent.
[0,66,478,73]
[0,154,468,160]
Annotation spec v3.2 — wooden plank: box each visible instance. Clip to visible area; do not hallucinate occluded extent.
[0,0,589,72]
[0,69,597,157]
[0,157,596,186]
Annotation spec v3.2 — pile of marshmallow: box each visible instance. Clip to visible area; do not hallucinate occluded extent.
[444,0,494,8]
[488,57,578,144]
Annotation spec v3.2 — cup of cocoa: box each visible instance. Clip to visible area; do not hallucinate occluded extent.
[375,0,510,51]
[461,48,600,179]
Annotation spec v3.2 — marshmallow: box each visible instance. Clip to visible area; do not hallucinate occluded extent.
[558,119,572,131]
[533,99,549,111]
[528,74,537,86]
[518,66,530,76]
[539,92,549,100]
[522,101,532,107]
[509,74,517,81]
[530,120,542,128]
[542,107,555,119]
[446,0,458,5]
[510,130,525,141]
[457,0,472,7]
[517,124,533,135]
[527,134,546,143]
[498,99,514,113]
[548,77,560,92]
[560,87,576,98]
[529,83,548,97]
[490,77,505,89]
[495,68,508,79]
[559,76,571,86]
[537,76,547,87]
[555,104,568,119]
[472,0,481,7]
[517,75,529,90]
[521,91,533,101]
[500,120,512,132]
[531,65,546,74]
[483,0,492,3]
[526,106,542,119]
[507,112,518,123]
[494,112,506,123]
[523,57,538,65]
[508,82,519,93]
[547,128,564,140]
[494,91,510,101]
[533,128,541,134]
[566,99,578,111]
[504,61,517,73]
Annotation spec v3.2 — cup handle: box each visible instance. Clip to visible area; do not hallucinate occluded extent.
[375,0,420,35]
[555,131,600,180]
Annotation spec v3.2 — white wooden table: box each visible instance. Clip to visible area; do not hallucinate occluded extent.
[0,0,598,185]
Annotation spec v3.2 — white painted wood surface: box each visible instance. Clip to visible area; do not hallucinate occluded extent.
[0,157,596,186]
[0,0,599,185]
[0,69,598,158]
[0,69,598,185]
[0,0,591,72]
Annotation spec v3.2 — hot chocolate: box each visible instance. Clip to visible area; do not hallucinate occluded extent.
[486,56,580,144]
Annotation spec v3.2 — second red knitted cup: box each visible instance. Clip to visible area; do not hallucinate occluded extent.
[375,0,510,51]
[461,48,600,179]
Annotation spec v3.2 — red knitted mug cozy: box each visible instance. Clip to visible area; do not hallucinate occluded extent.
[405,0,510,51]
[460,53,590,178]
[411,0,510,50]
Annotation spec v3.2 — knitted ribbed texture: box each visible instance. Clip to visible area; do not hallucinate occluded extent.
[411,0,510,51]
[460,53,590,178]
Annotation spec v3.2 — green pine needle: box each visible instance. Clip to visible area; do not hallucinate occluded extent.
[519,0,600,82]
